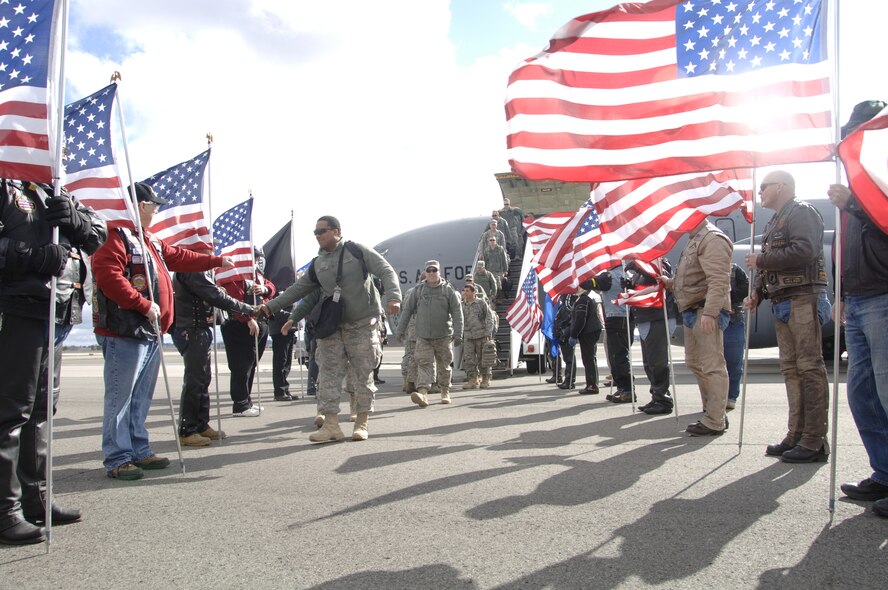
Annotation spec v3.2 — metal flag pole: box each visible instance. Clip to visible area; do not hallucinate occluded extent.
[828,0,843,512]
[205,133,224,444]
[624,271,637,414]
[658,258,680,423]
[288,209,305,399]
[248,191,262,414]
[738,169,759,452]
[44,0,71,552]
[112,72,186,476]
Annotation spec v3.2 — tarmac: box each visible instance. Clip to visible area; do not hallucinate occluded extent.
[0,344,886,590]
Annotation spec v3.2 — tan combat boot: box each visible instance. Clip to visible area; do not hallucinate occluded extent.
[462,376,479,390]
[440,387,451,404]
[352,412,369,441]
[314,414,325,429]
[411,387,429,408]
[349,392,357,422]
[309,414,345,443]
[429,384,441,394]
[480,375,491,389]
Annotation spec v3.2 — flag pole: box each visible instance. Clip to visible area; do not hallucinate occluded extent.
[659,258,679,423]
[205,133,224,444]
[248,191,262,414]
[623,268,637,413]
[737,169,758,453]
[44,0,70,553]
[828,0,843,513]
[288,210,305,399]
[112,72,186,476]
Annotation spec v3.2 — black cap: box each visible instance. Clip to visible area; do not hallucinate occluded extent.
[130,182,170,205]
[579,279,595,291]
[842,100,887,139]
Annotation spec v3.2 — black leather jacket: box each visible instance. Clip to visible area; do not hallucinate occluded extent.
[0,180,107,320]
[840,196,888,298]
[173,270,254,329]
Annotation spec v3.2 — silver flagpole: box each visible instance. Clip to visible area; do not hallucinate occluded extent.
[624,270,637,414]
[737,170,758,452]
[288,210,304,399]
[45,0,70,553]
[205,133,223,444]
[112,72,186,476]
[659,257,679,423]
[248,193,262,414]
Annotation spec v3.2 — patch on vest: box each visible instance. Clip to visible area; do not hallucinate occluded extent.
[131,274,148,292]
[12,188,36,214]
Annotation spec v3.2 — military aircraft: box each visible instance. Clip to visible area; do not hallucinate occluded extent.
[373,198,843,361]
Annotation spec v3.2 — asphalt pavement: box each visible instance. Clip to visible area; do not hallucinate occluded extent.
[1,344,885,590]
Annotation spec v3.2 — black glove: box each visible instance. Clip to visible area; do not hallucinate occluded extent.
[28,243,70,277]
[44,196,88,241]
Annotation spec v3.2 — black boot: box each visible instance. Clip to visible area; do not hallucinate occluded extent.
[0,521,45,545]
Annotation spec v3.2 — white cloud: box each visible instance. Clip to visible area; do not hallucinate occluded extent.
[502,2,553,31]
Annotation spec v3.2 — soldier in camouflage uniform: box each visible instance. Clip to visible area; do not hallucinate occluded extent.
[460,284,495,389]
[472,261,498,301]
[261,216,400,443]
[398,260,463,406]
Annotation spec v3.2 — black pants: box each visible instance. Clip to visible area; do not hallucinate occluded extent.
[639,318,672,406]
[577,331,601,387]
[558,340,576,387]
[172,327,213,436]
[271,330,295,397]
[221,319,268,412]
[0,314,49,530]
[605,316,634,392]
[306,333,319,392]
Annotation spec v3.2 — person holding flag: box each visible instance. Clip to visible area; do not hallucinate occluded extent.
[94,183,234,481]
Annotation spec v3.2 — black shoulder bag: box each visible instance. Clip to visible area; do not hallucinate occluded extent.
[308,246,346,339]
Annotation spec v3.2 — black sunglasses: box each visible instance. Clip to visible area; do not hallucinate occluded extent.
[426,267,439,273]
[759,182,780,191]
[313,227,332,236]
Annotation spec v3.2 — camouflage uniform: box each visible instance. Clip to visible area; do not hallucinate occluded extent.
[462,297,495,380]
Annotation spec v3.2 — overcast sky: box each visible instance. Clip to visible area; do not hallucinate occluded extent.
[63,0,888,262]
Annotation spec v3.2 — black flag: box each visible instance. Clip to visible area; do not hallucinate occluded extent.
[262,220,295,290]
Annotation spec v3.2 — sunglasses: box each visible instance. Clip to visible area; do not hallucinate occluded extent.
[313,227,332,236]
[759,182,780,191]
[426,267,439,273]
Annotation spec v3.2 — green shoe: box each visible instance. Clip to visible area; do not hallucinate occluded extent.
[107,462,144,481]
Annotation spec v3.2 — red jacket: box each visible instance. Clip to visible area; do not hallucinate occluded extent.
[93,228,223,337]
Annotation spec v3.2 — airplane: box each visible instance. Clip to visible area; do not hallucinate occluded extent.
[373,196,844,368]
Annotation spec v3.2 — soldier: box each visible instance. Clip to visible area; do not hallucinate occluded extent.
[172,270,255,446]
[745,170,830,463]
[662,219,733,436]
[460,284,494,390]
[500,197,525,253]
[481,237,509,299]
[398,260,464,406]
[473,261,498,301]
[0,180,106,544]
[259,216,401,443]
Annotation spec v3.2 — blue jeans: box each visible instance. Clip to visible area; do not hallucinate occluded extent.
[101,336,161,471]
[844,293,888,486]
[723,315,745,401]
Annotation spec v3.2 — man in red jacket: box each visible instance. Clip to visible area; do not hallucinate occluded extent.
[93,183,233,481]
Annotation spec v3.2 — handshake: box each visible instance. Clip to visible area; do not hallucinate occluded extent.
[250,303,271,318]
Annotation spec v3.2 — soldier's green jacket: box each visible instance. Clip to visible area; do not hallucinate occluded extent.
[397,280,463,341]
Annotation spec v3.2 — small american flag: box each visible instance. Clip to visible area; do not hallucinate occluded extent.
[0,0,60,182]
[524,211,576,259]
[213,197,253,283]
[62,83,132,228]
[506,268,543,343]
[144,150,212,250]
[535,201,608,298]
[615,284,665,308]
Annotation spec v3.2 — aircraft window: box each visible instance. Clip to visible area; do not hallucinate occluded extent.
[715,218,736,242]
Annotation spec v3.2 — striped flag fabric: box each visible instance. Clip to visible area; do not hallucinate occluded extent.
[0,0,62,182]
[535,205,604,298]
[524,211,576,259]
[144,150,212,250]
[212,198,254,283]
[837,105,888,234]
[505,268,543,343]
[615,284,664,308]
[62,84,134,229]
[505,0,833,182]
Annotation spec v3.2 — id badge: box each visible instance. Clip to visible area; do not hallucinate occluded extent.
[332,286,341,303]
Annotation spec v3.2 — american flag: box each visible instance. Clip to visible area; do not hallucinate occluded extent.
[62,84,133,229]
[838,106,888,235]
[615,284,665,308]
[144,150,212,250]
[525,211,576,259]
[506,0,833,182]
[505,268,543,343]
[213,197,253,283]
[0,0,61,182]
[534,200,607,297]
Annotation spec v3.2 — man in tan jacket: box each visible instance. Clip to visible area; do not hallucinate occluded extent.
[660,219,733,435]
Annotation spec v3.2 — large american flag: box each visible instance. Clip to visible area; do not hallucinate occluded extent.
[505,268,543,343]
[838,106,888,235]
[62,84,133,228]
[506,0,833,182]
[0,0,61,182]
[213,197,253,283]
[144,150,212,250]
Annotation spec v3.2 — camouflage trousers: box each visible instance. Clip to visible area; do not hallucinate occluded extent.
[401,337,417,382]
[316,317,382,415]
[416,336,453,390]
[462,337,492,380]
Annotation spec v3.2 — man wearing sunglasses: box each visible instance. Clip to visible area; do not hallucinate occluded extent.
[744,170,830,463]
[259,216,401,443]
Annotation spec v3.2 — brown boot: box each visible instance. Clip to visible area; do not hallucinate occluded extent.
[352,412,369,441]
[440,387,451,404]
[462,377,479,390]
[309,414,344,443]
[313,414,325,429]
[411,387,429,408]
[480,375,491,389]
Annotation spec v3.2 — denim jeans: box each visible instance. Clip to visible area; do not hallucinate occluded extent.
[844,293,888,485]
[101,336,161,471]
[723,315,746,401]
